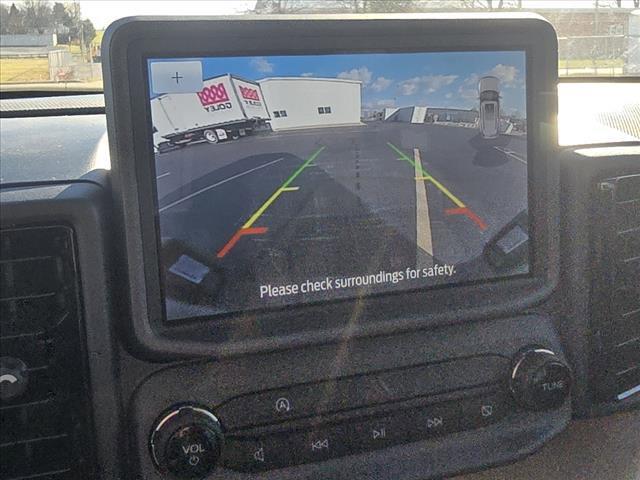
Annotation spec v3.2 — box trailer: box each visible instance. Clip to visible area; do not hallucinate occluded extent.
[151,74,270,151]
[478,76,500,139]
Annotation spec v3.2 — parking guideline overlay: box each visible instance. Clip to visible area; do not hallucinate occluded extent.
[217,145,326,258]
[386,142,487,231]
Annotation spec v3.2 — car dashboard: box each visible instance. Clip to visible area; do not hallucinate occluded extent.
[0,15,639,480]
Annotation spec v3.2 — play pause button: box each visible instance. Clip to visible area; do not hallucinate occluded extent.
[350,416,403,451]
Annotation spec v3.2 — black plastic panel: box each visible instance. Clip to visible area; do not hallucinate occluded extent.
[558,145,640,416]
[0,178,121,479]
[0,226,95,480]
[129,314,571,479]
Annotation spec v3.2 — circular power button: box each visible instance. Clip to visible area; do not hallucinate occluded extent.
[150,406,224,479]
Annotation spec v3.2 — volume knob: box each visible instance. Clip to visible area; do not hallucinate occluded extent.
[510,347,572,411]
[150,405,224,479]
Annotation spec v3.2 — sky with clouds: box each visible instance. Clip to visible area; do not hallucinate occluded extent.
[152,51,527,117]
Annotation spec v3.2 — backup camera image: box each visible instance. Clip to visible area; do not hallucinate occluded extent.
[148,51,529,320]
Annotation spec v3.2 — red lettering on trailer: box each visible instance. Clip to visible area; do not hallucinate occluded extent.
[239,86,260,101]
[197,83,230,106]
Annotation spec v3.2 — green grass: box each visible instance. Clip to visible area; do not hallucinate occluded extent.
[0,58,50,83]
[67,44,82,55]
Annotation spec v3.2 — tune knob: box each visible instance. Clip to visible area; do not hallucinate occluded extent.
[150,405,224,479]
[510,347,572,411]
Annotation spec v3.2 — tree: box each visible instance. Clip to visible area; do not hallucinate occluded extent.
[52,1,67,23]
[51,2,71,42]
[0,3,10,34]
[4,2,26,34]
[456,0,523,8]
[81,18,96,48]
[348,0,419,12]
[21,0,53,34]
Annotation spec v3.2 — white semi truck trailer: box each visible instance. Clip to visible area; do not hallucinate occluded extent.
[478,76,500,139]
[151,74,271,151]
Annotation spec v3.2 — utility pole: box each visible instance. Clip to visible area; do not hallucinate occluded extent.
[80,20,85,63]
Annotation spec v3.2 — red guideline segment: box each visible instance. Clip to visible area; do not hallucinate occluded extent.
[445,207,488,231]
[217,227,268,259]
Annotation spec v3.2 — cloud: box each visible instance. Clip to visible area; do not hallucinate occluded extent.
[363,99,397,111]
[300,72,314,77]
[463,73,479,87]
[457,85,478,102]
[374,98,397,108]
[398,74,458,96]
[337,66,373,84]
[460,64,521,94]
[445,93,453,99]
[487,64,520,86]
[370,76,393,92]
[250,57,274,73]
[399,78,420,96]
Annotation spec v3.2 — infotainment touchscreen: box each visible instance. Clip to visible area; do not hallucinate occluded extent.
[147,51,529,320]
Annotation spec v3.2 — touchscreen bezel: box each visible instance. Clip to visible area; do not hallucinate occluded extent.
[103,15,559,359]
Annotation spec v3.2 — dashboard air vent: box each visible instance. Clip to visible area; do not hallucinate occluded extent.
[0,226,95,479]
[590,174,640,404]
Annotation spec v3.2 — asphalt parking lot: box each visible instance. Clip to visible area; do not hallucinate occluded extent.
[154,121,528,317]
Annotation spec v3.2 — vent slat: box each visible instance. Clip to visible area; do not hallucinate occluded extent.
[5,467,72,480]
[0,433,68,449]
[0,226,94,480]
[0,256,53,265]
[617,367,640,401]
[616,175,640,202]
[0,292,57,302]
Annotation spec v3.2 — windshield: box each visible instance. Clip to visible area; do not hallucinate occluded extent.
[0,0,638,92]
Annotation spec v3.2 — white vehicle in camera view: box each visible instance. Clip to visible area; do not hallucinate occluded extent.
[478,75,500,139]
[151,74,271,151]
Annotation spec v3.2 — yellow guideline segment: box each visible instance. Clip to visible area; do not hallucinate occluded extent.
[242,145,325,229]
[387,142,466,209]
[242,187,286,229]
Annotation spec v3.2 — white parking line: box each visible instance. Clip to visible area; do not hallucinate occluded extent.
[414,148,434,266]
[494,146,527,165]
[156,172,171,180]
[158,157,284,213]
